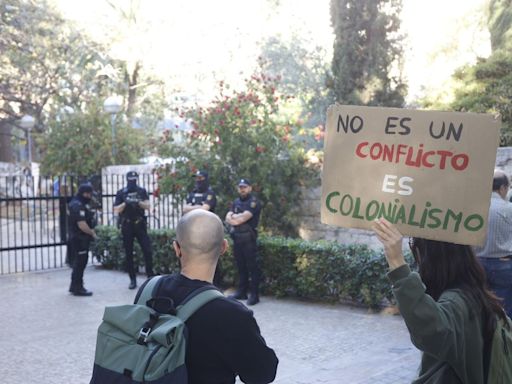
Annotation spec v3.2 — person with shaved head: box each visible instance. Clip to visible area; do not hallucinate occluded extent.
[474,169,512,317]
[136,210,278,384]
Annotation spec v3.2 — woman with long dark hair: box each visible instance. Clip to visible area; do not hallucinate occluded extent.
[372,218,507,384]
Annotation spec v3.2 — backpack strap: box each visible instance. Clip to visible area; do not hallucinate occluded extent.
[176,287,224,322]
[135,275,164,305]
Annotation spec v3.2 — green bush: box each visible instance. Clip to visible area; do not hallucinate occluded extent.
[91,226,414,308]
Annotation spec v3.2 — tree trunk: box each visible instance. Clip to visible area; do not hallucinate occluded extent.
[0,121,14,162]
[126,61,141,118]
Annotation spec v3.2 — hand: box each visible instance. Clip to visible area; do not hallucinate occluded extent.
[372,218,406,271]
[91,230,98,240]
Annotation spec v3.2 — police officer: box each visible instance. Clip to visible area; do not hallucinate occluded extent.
[114,171,154,289]
[183,170,217,214]
[68,183,97,296]
[225,178,262,305]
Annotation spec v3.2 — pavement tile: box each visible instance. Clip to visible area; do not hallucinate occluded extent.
[0,266,420,384]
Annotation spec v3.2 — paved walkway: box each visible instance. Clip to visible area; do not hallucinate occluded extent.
[0,266,420,384]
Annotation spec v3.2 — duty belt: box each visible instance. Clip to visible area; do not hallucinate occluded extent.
[123,217,144,224]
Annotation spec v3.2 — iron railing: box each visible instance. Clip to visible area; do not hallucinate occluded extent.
[0,173,182,274]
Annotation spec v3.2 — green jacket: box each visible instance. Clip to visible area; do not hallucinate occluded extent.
[388,264,485,384]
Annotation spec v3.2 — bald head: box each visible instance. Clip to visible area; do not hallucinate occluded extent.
[176,210,225,263]
[493,169,509,192]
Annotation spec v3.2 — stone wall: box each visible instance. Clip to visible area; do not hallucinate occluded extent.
[297,147,512,249]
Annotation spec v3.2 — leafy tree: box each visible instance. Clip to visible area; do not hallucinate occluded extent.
[449,1,512,145]
[0,0,112,162]
[329,0,406,107]
[451,52,512,145]
[258,36,332,128]
[489,0,512,51]
[38,102,144,175]
[156,72,318,236]
[0,0,167,167]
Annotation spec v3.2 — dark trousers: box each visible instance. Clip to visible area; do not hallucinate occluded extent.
[69,236,90,290]
[122,220,153,278]
[233,232,261,295]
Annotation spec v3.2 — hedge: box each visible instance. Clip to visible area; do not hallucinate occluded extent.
[90,226,414,308]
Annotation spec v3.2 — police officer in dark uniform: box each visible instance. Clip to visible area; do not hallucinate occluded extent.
[225,178,262,305]
[183,170,217,215]
[114,171,154,289]
[68,183,97,296]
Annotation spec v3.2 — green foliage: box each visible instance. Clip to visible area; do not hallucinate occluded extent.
[450,51,512,145]
[92,226,415,308]
[0,0,167,165]
[38,102,144,175]
[156,71,319,236]
[440,1,512,145]
[329,0,406,107]
[259,36,332,129]
[489,0,512,52]
[0,0,108,128]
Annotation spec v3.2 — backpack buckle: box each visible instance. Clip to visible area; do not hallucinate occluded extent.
[137,327,151,345]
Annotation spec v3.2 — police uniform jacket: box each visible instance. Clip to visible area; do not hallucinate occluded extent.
[231,194,261,232]
[114,186,149,222]
[186,187,217,212]
[68,197,95,240]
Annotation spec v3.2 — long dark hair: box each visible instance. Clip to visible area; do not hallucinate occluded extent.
[410,237,506,341]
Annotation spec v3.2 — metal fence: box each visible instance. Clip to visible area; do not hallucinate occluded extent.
[0,173,181,275]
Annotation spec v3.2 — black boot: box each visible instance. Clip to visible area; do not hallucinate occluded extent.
[71,287,93,296]
[229,290,248,300]
[247,293,259,306]
[129,276,137,290]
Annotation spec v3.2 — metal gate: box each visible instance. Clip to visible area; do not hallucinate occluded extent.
[0,173,182,275]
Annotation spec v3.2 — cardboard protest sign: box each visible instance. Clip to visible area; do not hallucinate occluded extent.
[321,104,501,246]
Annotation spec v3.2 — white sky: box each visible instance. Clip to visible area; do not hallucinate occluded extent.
[53,0,490,104]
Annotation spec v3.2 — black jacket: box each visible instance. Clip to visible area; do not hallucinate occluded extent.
[138,274,278,384]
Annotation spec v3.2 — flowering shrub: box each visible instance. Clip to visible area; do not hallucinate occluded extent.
[157,70,319,235]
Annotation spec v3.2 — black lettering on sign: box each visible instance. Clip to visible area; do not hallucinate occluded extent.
[337,114,364,133]
[385,116,412,135]
[429,121,464,142]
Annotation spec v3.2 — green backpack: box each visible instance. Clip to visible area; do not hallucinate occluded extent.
[90,276,224,384]
[487,315,512,384]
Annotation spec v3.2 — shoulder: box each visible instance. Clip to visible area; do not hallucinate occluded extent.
[438,289,475,315]
[249,196,261,208]
[69,198,82,209]
[198,296,256,325]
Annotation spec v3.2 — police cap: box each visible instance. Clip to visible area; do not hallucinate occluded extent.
[78,183,93,194]
[126,171,139,181]
[238,178,251,187]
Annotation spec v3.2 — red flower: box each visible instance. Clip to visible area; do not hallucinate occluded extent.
[255,146,265,153]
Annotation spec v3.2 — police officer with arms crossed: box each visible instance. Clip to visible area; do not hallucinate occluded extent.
[68,183,97,296]
[183,170,217,214]
[225,178,262,305]
[114,171,154,289]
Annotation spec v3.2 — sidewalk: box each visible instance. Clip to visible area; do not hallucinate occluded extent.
[0,266,419,384]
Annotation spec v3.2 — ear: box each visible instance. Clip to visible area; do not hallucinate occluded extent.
[173,241,181,259]
[220,239,228,256]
